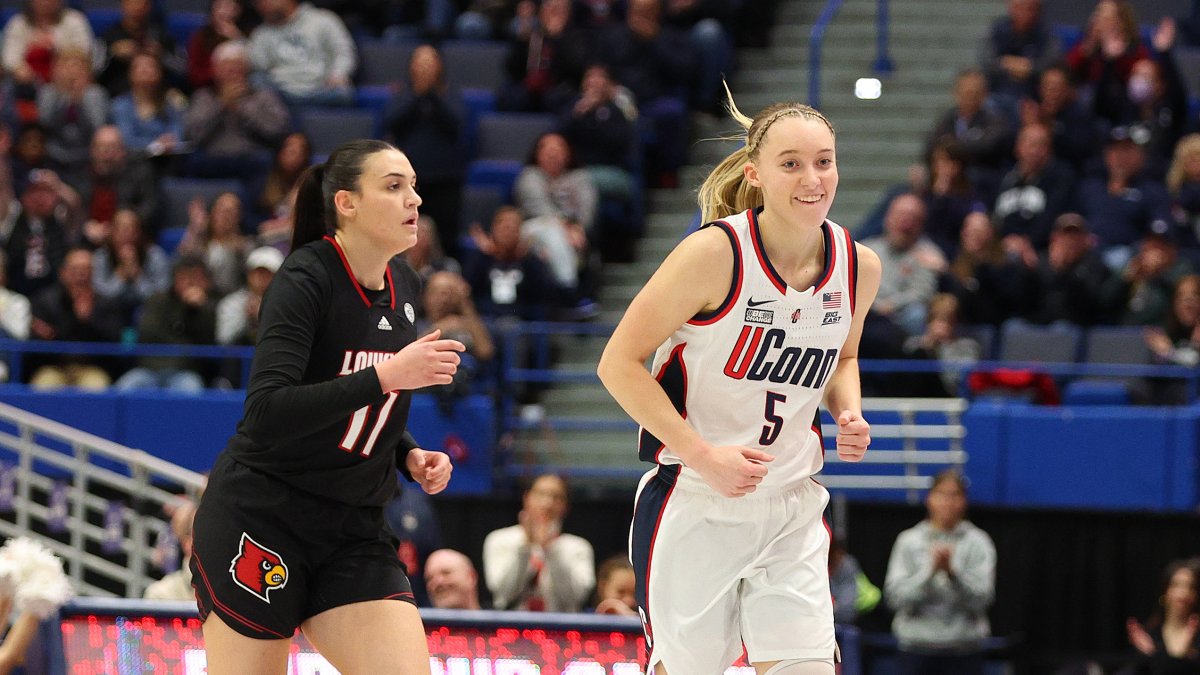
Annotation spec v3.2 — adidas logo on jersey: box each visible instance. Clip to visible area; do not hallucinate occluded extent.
[377,316,392,331]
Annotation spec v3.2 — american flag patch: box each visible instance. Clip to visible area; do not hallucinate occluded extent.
[822,291,842,309]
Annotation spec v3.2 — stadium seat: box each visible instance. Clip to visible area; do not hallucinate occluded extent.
[465,160,523,203]
[156,226,187,256]
[76,0,122,10]
[959,324,996,361]
[459,185,505,232]
[358,39,419,87]
[473,112,559,162]
[161,0,210,13]
[159,177,243,230]
[83,8,122,35]
[1062,326,1154,405]
[1176,48,1200,100]
[998,321,1082,363]
[297,108,380,157]
[441,40,508,92]
[166,12,206,46]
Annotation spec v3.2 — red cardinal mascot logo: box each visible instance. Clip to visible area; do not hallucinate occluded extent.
[230,533,288,603]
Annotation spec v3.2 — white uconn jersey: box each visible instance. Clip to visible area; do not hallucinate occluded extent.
[640,208,859,494]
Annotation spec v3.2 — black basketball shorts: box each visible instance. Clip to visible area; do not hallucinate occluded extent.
[189,456,414,640]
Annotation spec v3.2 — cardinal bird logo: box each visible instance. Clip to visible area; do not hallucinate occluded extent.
[229,533,289,603]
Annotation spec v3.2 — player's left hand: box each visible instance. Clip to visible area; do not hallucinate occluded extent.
[835,410,870,462]
[406,448,453,495]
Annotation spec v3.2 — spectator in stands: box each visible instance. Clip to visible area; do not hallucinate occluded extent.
[924,68,1013,199]
[597,0,696,187]
[385,480,444,607]
[183,40,291,186]
[1145,274,1200,403]
[515,132,596,293]
[92,208,171,327]
[8,124,52,197]
[255,131,310,224]
[0,537,72,673]
[464,206,559,320]
[661,0,736,114]
[177,192,253,296]
[592,554,636,616]
[992,122,1077,251]
[74,126,161,243]
[921,136,982,258]
[28,247,123,390]
[1,0,94,122]
[829,537,881,626]
[482,472,595,612]
[980,0,1060,112]
[497,0,589,114]
[384,44,464,257]
[188,0,253,91]
[884,468,996,675]
[144,500,198,601]
[0,251,30,343]
[115,254,217,393]
[96,0,185,97]
[38,49,109,176]
[424,549,481,611]
[109,53,187,156]
[1094,21,1190,176]
[1168,134,1200,255]
[902,293,983,397]
[215,245,281,346]
[1019,65,1102,171]
[1077,126,1175,270]
[418,270,494,411]
[1123,558,1200,673]
[1065,0,1149,97]
[404,216,461,285]
[861,193,945,337]
[948,212,1033,326]
[1102,227,1193,326]
[247,0,357,105]
[1022,213,1114,326]
[561,63,638,204]
[4,172,73,297]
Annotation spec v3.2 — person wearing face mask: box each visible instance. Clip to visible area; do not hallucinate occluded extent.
[1094,18,1189,178]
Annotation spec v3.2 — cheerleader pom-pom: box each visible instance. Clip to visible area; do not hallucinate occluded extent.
[0,537,73,619]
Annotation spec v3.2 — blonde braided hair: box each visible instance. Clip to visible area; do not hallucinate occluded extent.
[697,83,835,224]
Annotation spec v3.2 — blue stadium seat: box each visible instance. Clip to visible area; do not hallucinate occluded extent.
[356,86,393,116]
[0,8,18,28]
[473,112,558,161]
[999,321,1082,363]
[1062,326,1154,404]
[156,226,187,256]
[297,108,380,157]
[441,40,508,92]
[83,8,122,35]
[159,177,243,230]
[465,160,523,203]
[1176,47,1200,100]
[357,39,419,87]
[959,324,996,360]
[459,184,504,232]
[161,0,210,13]
[459,88,497,155]
[166,12,206,46]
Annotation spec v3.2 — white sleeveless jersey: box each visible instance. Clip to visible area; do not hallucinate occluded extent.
[640,208,860,494]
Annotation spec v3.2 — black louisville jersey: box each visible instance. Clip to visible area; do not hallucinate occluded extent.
[222,236,422,506]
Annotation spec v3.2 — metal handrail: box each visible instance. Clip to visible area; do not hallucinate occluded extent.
[809,0,845,109]
[0,402,207,598]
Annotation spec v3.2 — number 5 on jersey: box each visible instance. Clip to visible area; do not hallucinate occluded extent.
[340,392,399,456]
[760,392,787,446]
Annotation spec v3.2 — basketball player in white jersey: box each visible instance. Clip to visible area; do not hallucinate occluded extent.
[598,91,881,675]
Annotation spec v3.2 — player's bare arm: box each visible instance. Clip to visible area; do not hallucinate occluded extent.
[823,243,881,462]
[598,226,773,497]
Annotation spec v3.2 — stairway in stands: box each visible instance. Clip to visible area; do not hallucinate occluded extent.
[506,0,1001,494]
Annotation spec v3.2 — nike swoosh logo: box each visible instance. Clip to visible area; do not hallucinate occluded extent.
[747,298,776,307]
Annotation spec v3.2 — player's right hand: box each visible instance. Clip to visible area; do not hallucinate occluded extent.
[377,329,466,392]
[692,445,774,498]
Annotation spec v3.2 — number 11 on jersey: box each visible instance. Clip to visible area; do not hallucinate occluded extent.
[340,392,399,456]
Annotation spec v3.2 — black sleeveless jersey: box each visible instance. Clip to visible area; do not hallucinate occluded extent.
[221,236,422,506]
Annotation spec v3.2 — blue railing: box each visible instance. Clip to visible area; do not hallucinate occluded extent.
[809,0,894,109]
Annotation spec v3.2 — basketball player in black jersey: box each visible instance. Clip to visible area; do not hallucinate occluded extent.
[190,139,466,674]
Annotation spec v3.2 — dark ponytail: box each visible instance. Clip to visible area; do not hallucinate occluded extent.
[288,138,398,253]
